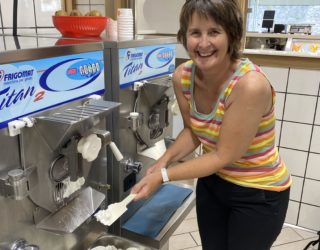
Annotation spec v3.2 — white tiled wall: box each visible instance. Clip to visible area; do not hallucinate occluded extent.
[302,179,320,206]
[275,92,285,120]
[298,204,320,230]
[283,94,317,124]
[279,148,308,177]
[315,99,320,125]
[262,66,320,232]
[0,0,105,34]
[306,153,320,180]
[310,126,320,153]
[280,122,312,151]
[290,176,303,202]
[287,69,320,95]
[285,200,299,225]
[0,0,36,29]
[74,0,105,16]
[262,66,288,92]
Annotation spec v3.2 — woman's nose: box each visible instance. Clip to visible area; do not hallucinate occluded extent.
[199,35,210,47]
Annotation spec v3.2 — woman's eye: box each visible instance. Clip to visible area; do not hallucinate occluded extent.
[190,31,200,36]
[209,30,219,36]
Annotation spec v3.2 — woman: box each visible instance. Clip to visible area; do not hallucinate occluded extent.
[131,0,291,249]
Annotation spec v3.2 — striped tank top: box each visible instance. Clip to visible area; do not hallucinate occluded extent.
[181,58,291,191]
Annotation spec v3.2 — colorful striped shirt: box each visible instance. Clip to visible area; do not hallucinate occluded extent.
[181,58,291,191]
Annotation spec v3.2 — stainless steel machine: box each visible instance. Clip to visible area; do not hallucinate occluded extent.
[100,36,196,250]
[0,34,195,250]
[0,35,121,249]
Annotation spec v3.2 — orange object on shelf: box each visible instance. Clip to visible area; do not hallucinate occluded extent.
[292,43,302,52]
[52,16,109,38]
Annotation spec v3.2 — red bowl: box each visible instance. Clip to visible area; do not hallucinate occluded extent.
[52,16,109,38]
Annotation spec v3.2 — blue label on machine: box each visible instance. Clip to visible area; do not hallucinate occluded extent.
[118,44,176,88]
[0,51,104,129]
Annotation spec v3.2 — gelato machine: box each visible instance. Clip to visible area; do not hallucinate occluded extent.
[0,34,196,250]
[0,35,121,249]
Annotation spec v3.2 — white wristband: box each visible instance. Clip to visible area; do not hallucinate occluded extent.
[161,168,170,183]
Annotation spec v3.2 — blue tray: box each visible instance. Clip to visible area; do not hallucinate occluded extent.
[122,184,193,239]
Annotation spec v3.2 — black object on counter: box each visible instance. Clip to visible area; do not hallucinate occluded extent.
[274,24,286,33]
[262,10,275,33]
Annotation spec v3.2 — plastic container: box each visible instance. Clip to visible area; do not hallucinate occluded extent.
[52,16,109,38]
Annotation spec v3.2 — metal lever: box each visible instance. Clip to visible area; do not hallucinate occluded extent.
[93,129,124,162]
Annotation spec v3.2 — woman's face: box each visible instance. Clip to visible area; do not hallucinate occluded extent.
[186,12,230,72]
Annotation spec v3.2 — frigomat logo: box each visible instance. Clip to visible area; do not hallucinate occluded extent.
[0,67,37,111]
[145,47,174,69]
[126,50,144,61]
[1,69,34,83]
[123,50,144,78]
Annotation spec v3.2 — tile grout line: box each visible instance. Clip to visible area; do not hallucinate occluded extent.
[173,230,200,237]
[189,232,201,246]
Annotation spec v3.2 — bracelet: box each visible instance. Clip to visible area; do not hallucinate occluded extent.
[161,168,170,183]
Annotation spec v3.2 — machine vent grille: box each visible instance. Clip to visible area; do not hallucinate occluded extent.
[36,99,120,126]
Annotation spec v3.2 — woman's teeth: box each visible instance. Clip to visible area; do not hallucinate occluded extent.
[198,51,215,57]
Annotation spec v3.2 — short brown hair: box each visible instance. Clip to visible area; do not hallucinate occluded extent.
[177,0,243,61]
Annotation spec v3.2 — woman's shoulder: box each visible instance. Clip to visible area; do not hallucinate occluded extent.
[173,60,193,85]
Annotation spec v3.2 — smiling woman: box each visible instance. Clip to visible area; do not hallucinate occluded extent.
[131,1,292,250]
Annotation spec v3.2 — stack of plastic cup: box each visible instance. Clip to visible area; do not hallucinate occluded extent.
[117,8,134,40]
[107,18,118,40]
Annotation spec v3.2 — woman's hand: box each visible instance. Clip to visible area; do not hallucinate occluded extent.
[131,171,163,200]
[146,161,167,175]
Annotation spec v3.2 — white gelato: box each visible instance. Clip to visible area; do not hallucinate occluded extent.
[94,208,113,226]
[62,177,85,199]
[91,246,139,250]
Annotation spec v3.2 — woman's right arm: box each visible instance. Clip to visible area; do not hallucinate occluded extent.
[147,64,200,173]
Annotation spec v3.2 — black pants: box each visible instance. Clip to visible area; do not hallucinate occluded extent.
[196,174,290,250]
